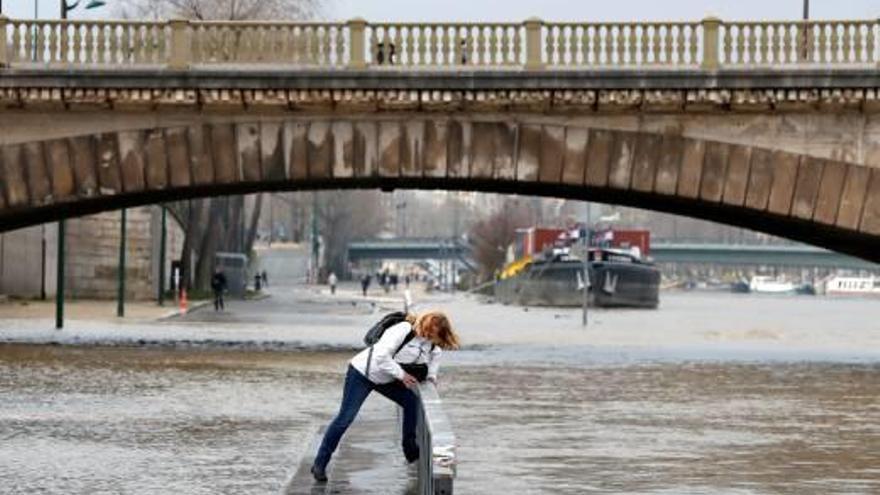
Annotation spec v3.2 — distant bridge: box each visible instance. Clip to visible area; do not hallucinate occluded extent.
[348,239,879,270]
[651,243,878,270]
[348,239,470,261]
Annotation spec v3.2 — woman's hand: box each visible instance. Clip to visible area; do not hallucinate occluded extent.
[400,373,418,388]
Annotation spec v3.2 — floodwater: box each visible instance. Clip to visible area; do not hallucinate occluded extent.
[1,293,879,494]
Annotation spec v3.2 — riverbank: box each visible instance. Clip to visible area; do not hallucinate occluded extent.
[1,289,879,363]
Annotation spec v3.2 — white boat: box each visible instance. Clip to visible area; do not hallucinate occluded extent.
[822,276,880,296]
[749,276,795,294]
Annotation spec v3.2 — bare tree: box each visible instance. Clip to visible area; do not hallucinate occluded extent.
[316,190,388,280]
[468,198,535,281]
[116,0,319,20]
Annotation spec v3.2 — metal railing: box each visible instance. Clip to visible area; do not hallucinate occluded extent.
[415,382,455,495]
[2,17,878,70]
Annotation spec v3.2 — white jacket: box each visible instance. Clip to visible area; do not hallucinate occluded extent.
[350,321,441,384]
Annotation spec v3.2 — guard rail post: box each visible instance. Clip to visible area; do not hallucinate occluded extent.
[168,19,190,69]
[701,16,721,70]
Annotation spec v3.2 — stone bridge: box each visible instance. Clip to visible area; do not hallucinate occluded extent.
[1,17,880,262]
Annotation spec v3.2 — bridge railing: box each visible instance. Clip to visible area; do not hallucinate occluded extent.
[1,17,878,70]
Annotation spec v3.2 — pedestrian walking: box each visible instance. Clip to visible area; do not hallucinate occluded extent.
[404,275,410,288]
[211,267,228,311]
[328,272,338,295]
[310,310,460,483]
[254,273,262,291]
[261,269,268,288]
[361,274,371,296]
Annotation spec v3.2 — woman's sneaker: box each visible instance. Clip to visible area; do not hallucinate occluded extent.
[310,464,328,483]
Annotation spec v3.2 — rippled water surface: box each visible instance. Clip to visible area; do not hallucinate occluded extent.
[1,343,878,494]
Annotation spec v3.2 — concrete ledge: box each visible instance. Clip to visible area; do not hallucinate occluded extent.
[2,67,880,90]
[416,382,456,494]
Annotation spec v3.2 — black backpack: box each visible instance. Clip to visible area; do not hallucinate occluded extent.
[363,312,433,380]
[363,311,408,346]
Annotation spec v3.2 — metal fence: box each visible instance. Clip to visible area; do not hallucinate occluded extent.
[2,17,878,70]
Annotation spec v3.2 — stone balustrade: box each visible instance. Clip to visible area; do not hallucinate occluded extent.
[1,17,878,70]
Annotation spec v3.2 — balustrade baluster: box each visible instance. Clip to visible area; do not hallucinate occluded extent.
[675,26,685,65]
[769,24,780,64]
[626,24,639,65]
[833,23,844,63]
[143,25,152,63]
[36,24,47,63]
[24,23,34,62]
[417,26,427,66]
[405,26,415,65]
[544,25,555,65]
[336,26,345,66]
[48,24,59,63]
[83,25,95,64]
[392,26,403,65]
[568,27,579,66]
[662,25,673,64]
[500,26,511,65]
[756,25,767,64]
[106,25,118,64]
[489,26,500,65]
[306,26,318,64]
[611,24,626,65]
[592,27,602,65]
[865,23,875,63]
[512,26,522,65]
[59,24,70,64]
[95,24,106,64]
[689,25,699,65]
[722,25,733,64]
[437,26,461,65]
[639,26,649,65]
[744,25,756,64]
[428,26,438,65]
[602,26,613,65]
[476,25,486,65]
[650,25,661,64]
[842,23,853,63]
[580,26,591,65]
[817,24,828,63]
[853,23,864,63]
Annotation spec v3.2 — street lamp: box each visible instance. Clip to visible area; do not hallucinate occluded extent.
[61,0,106,19]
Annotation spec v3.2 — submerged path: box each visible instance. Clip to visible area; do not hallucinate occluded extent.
[285,413,415,495]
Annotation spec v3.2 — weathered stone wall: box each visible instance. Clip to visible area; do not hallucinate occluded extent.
[0,206,184,300]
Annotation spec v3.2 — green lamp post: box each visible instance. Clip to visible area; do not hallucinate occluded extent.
[61,0,106,19]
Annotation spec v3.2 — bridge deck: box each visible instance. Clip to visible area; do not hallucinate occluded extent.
[285,412,415,495]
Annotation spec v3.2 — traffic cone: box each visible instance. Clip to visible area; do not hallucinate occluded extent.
[179,288,188,314]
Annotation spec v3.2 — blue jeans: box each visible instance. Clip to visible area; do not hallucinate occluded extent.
[314,365,420,470]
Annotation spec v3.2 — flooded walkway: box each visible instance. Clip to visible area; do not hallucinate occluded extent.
[285,417,415,495]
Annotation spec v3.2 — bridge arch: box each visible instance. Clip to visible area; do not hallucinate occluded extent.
[0,116,878,262]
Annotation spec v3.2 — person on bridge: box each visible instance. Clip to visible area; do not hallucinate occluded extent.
[310,310,460,483]
[211,267,228,311]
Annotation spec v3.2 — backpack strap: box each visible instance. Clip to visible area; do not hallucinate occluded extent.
[365,327,415,379]
[393,330,416,357]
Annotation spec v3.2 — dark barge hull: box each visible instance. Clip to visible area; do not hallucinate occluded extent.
[495,260,660,309]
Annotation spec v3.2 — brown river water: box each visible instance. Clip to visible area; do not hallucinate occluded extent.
[1,294,879,494]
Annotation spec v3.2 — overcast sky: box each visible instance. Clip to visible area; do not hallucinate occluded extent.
[4,0,879,21]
